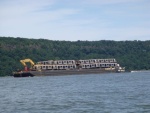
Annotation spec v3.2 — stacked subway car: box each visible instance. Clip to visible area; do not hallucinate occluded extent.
[29,58,124,76]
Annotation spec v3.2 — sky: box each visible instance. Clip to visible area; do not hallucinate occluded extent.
[0,0,150,41]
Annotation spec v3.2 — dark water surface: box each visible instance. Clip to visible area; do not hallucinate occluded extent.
[0,72,150,113]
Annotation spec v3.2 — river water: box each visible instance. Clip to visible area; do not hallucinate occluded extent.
[0,72,150,113]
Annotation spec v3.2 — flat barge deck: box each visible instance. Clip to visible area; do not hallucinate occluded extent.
[13,58,125,77]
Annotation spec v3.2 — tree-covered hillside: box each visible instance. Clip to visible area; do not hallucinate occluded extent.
[0,37,150,76]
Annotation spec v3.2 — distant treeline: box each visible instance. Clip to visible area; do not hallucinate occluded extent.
[0,37,150,76]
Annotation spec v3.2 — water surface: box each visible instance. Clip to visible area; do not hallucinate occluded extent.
[0,72,150,113]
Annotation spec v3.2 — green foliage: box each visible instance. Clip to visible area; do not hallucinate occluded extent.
[0,37,150,76]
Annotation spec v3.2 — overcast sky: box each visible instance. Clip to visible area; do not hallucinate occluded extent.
[0,0,150,41]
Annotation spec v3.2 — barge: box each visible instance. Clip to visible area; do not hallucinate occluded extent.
[13,58,125,77]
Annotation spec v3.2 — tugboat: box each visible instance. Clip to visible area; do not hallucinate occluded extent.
[13,71,34,77]
[13,59,35,77]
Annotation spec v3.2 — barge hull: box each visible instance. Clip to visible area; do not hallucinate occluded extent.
[29,68,117,76]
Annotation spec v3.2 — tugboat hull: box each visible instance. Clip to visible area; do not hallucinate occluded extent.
[13,72,34,77]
